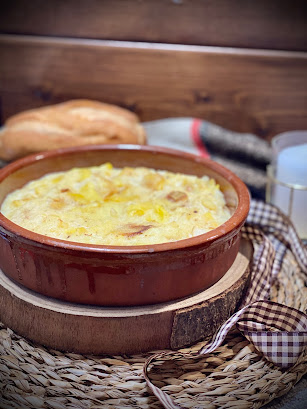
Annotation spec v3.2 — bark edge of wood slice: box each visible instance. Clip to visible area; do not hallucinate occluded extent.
[0,239,252,355]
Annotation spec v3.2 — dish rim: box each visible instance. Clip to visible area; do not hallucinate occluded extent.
[0,144,250,254]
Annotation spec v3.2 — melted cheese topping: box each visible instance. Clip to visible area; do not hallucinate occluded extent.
[1,163,231,245]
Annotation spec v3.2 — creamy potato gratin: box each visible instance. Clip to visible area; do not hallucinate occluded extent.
[1,163,231,245]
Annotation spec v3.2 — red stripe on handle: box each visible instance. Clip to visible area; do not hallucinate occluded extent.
[190,119,210,158]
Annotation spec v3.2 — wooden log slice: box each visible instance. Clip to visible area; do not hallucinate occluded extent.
[0,239,252,355]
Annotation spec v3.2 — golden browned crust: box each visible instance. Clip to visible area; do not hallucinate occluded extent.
[0,100,146,161]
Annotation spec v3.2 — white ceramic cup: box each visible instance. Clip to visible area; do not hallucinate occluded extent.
[266,131,307,239]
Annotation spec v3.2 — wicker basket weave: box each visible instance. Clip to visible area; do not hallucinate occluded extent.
[0,246,306,409]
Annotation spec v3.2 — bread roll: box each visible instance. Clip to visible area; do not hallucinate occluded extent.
[0,100,146,161]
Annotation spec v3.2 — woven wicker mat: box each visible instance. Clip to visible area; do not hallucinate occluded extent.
[0,244,306,409]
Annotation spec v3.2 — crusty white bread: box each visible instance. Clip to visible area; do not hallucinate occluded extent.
[0,100,146,161]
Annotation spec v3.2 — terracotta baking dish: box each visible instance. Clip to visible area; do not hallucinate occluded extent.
[0,145,250,306]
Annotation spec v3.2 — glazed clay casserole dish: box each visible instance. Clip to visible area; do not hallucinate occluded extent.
[0,145,250,306]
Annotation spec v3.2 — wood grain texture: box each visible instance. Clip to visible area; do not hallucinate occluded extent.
[1,0,307,52]
[1,35,307,140]
[0,240,252,355]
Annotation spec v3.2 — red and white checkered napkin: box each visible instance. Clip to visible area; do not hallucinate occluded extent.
[143,200,307,409]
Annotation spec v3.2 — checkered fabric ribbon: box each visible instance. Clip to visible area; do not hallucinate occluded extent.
[144,200,307,409]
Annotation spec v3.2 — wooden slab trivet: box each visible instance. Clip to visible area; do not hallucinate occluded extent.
[0,239,252,355]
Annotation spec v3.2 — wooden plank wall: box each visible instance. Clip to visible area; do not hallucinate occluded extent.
[1,0,307,140]
[1,0,307,51]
